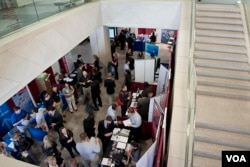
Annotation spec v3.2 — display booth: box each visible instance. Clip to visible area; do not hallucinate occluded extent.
[135,59,155,83]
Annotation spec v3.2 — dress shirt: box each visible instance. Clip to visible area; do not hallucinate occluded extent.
[106,106,116,120]
[129,112,142,128]
[124,64,130,72]
[76,140,100,160]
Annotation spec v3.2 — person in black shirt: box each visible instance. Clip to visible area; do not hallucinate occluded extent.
[93,55,100,71]
[47,106,64,133]
[83,115,96,138]
[97,116,115,153]
[104,72,116,105]
[51,85,63,115]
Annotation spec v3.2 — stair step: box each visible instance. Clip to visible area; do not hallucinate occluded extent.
[196,95,250,129]
[194,135,250,150]
[196,70,250,81]
[195,36,245,46]
[197,79,250,91]
[195,59,249,71]
[193,155,221,167]
[196,29,245,39]
[197,75,250,87]
[197,84,250,96]
[196,86,250,100]
[195,127,250,146]
[196,23,243,31]
[196,4,240,13]
[194,51,248,63]
[196,11,241,19]
[196,122,250,135]
[196,17,243,25]
[194,142,245,160]
[195,43,247,54]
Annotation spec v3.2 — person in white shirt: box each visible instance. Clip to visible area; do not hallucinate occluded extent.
[35,107,48,131]
[123,59,130,72]
[127,107,142,141]
[106,104,118,121]
[76,132,101,167]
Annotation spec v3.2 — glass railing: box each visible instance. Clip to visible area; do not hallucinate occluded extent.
[0,0,98,38]
[185,0,197,166]
[242,0,250,40]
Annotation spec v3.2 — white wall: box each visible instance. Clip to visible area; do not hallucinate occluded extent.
[101,0,181,29]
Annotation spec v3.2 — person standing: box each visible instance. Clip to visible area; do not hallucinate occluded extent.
[42,135,63,166]
[111,40,116,58]
[119,84,130,117]
[106,104,118,121]
[128,54,135,80]
[93,55,100,71]
[47,106,64,133]
[91,78,102,110]
[59,127,79,158]
[76,132,101,167]
[124,70,132,91]
[97,116,115,153]
[51,85,64,117]
[104,72,116,105]
[11,106,29,134]
[112,53,119,80]
[79,70,93,103]
[119,30,126,50]
[83,115,96,138]
[62,83,77,113]
[126,108,142,142]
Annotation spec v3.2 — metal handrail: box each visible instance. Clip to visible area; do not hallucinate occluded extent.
[184,0,197,166]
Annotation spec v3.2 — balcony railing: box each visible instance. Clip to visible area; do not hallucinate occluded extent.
[0,0,98,38]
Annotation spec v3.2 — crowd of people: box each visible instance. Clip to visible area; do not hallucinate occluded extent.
[0,28,156,167]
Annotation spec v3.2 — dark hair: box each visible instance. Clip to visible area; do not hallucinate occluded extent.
[144,82,149,87]
[106,116,113,122]
[48,105,56,111]
[13,106,20,111]
[127,107,135,113]
[111,103,117,110]
[77,54,82,58]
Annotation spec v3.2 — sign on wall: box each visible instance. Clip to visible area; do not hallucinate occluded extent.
[12,87,34,113]
[0,102,13,137]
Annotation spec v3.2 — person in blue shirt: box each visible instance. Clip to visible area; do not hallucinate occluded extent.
[11,106,29,134]
[76,132,101,167]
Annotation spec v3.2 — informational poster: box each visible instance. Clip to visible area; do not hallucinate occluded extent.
[0,102,13,137]
[161,29,175,44]
[12,87,34,113]
[145,43,159,56]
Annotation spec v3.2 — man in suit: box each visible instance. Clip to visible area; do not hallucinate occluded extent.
[47,106,64,133]
[97,116,115,153]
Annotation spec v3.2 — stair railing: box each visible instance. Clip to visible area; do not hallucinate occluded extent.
[185,0,197,167]
[242,0,250,43]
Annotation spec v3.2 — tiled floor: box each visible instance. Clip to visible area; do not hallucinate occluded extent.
[36,41,171,166]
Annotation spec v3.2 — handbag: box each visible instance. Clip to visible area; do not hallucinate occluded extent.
[116,97,124,106]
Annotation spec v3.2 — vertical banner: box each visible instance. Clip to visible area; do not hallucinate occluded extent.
[0,102,13,137]
[59,56,70,75]
[12,87,34,113]
[156,65,169,95]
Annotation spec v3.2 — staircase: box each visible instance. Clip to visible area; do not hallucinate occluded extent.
[193,3,250,167]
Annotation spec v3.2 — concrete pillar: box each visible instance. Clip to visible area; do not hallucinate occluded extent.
[89,26,111,69]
